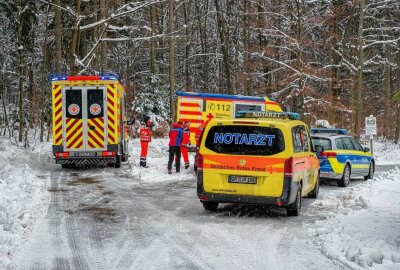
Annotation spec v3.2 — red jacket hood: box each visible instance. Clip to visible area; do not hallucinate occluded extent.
[172,123,182,128]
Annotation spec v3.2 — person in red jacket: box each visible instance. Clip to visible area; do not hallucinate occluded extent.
[139,118,152,167]
[181,121,191,169]
[168,122,183,174]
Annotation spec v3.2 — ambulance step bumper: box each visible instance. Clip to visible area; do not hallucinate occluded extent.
[55,157,116,165]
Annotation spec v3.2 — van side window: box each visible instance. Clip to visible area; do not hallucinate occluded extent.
[292,126,309,153]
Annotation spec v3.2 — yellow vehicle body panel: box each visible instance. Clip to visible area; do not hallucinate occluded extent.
[51,77,128,151]
[198,118,320,199]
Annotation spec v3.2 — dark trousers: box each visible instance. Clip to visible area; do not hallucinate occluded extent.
[168,146,181,172]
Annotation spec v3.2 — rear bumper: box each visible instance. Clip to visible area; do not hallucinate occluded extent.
[55,157,116,165]
[196,172,299,206]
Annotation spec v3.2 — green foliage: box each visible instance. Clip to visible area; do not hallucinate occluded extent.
[132,74,169,120]
[393,92,400,101]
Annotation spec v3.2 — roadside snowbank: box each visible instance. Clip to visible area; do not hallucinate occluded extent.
[373,141,400,166]
[129,138,196,183]
[0,138,52,269]
[309,168,400,269]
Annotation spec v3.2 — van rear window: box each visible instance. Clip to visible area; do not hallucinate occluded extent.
[205,125,285,156]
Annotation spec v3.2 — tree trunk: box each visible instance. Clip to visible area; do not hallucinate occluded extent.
[100,0,107,73]
[243,0,251,96]
[383,45,391,139]
[40,1,50,142]
[17,7,24,142]
[1,72,10,137]
[150,4,157,75]
[395,104,400,144]
[353,0,365,138]
[69,0,81,75]
[55,0,62,74]
[214,0,233,94]
[168,0,175,120]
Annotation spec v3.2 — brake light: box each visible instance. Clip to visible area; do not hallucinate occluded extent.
[319,152,337,158]
[197,152,204,172]
[284,157,294,177]
[55,152,69,158]
[102,151,116,157]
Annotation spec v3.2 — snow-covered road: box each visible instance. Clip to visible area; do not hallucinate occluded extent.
[12,165,346,270]
[2,139,400,270]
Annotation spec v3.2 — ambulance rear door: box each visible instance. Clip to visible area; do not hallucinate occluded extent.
[62,86,108,152]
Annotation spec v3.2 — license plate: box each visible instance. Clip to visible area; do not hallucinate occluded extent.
[228,175,257,184]
[75,152,92,157]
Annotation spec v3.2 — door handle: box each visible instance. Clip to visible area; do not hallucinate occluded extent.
[89,126,95,130]
[295,161,305,165]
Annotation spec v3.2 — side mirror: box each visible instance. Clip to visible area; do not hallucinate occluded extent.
[126,120,134,125]
[363,147,370,152]
[314,145,324,153]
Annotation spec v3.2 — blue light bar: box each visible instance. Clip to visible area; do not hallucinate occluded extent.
[311,128,349,135]
[50,75,67,81]
[235,111,301,120]
[100,75,119,80]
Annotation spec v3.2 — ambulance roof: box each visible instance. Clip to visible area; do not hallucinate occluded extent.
[175,91,275,102]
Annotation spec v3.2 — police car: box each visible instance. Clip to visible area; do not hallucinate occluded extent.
[310,128,374,187]
[196,111,320,216]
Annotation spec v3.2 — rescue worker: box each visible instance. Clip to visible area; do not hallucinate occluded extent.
[181,121,191,169]
[168,121,183,174]
[139,116,152,167]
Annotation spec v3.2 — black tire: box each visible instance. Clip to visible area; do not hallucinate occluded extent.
[121,155,128,162]
[202,201,219,211]
[338,163,351,187]
[364,162,374,180]
[114,156,121,168]
[287,186,302,216]
[308,173,320,199]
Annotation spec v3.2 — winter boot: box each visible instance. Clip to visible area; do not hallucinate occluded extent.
[140,157,148,168]
[168,170,172,174]
[184,162,189,169]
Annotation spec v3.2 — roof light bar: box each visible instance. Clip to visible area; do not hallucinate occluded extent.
[235,110,301,120]
[50,74,120,82]
[310,128,349,135]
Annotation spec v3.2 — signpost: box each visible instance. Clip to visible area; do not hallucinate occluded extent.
[365,115,377,155]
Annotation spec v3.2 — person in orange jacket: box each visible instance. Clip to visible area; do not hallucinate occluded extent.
[181,121,191,169]
[139,117,152,167]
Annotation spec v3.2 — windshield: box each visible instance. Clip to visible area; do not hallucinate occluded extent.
[204,125,285,156]
[311,137,332,150]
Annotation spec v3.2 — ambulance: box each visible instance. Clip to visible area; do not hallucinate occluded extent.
[175,91,282,147]
[51,75,129,168]
[196,111,320,216]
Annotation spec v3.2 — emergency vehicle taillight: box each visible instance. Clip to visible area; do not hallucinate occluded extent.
[55,152,69,158]
[319,152,337,158]
[284,157,294,177]
[102,151,116,157]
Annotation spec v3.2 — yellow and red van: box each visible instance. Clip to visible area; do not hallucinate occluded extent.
[51,75,129,168]
[196,111,320,216]
[175,91,282,147]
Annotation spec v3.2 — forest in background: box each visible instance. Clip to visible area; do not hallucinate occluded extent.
[0,0,399,146]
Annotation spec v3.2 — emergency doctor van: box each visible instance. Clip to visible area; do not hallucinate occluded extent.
[196,111,320,216]
[51,75,129,168]
[175,91,282,147]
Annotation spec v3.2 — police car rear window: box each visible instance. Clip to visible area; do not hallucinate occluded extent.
[205,125,285,156]
[311,137,332,150]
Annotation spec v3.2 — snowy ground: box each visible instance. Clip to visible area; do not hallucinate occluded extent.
[372,140,400,166]
[0,137,399,269]
[0,138,53,269]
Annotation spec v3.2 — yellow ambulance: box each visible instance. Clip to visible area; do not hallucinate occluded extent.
[175,91,282,147]
[51,75,129,168]
[196,111,320,216]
